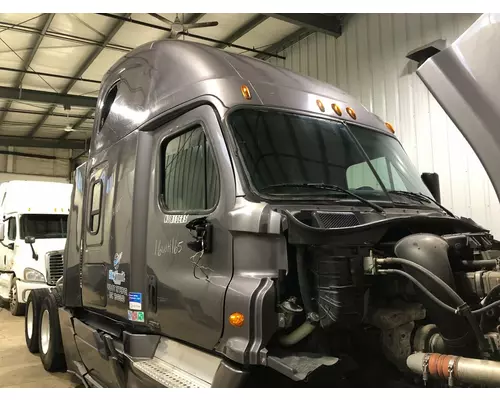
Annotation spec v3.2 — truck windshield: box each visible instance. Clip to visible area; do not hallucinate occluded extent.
[228,108,437,208]
[20,214,68,239]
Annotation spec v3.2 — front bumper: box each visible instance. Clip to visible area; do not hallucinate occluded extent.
[16,280,53,303]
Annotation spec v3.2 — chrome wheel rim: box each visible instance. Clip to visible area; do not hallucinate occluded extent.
[10,285,17,313]
[40,309,50,354]
[27,300,33,339]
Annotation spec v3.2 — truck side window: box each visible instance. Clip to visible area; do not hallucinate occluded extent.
[99,83,118,131]
[161,126,220,211]
[89,181,103,234]
[7,217,16,240]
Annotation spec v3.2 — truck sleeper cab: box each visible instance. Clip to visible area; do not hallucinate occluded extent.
[25,16,500,388]
[0,181,72,315]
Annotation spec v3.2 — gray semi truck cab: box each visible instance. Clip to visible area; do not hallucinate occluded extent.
[24,13,500,388]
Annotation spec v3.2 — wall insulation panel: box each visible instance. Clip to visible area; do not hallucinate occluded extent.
[0,146,71,182]
[268,13,500,236]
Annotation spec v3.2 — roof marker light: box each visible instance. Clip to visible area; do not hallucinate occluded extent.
[385,122,395,134]
[241,85,252,100]
[346,107,357,120]
[316,99,325,112]
[332,103,342,116]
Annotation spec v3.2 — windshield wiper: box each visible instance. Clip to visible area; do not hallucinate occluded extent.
[388,190,455,217]
[261,182,385,214]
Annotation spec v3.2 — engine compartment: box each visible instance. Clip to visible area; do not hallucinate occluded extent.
[270,209,500,387]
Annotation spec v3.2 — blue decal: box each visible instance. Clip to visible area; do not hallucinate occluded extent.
[129,292,142,311]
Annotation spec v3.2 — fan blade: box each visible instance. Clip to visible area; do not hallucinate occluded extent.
[149,13,174,26]
[184,21,219,29]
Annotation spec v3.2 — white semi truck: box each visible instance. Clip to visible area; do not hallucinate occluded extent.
[0,180,72,315]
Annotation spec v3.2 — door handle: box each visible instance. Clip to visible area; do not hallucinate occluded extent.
[148,275,157,313]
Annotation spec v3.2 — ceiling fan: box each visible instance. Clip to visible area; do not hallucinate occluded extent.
[149,13,219,39]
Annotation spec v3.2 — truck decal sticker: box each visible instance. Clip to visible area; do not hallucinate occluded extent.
[164,214,188,224]
[154,238,183,256]
[107,283,127,303]
[128,310,144,322]
[129,292,142,310]
[108,269,126,286]
[113,252,123,267]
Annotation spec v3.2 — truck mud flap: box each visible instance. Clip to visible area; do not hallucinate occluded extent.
[267,352,339,382]
[72,318,126,387]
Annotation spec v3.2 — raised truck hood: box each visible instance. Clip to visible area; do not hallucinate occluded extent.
[416,13,500,200]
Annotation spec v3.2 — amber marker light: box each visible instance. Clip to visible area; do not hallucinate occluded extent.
[332,103,342,116]
[346,107,357,120]
[316,99,325,112]
[241,85,252,100]
[385,122,395,134]
[229,312,245,327]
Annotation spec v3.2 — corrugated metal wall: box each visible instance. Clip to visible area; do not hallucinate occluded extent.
[269,13,500,236]
[0,146,71,182]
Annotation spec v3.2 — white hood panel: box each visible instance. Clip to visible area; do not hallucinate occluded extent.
[417,13,500,200]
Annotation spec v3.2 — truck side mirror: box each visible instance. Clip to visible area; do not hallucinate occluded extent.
[24,236,38,260]
[421,172,441,203]
[0,222,4,242]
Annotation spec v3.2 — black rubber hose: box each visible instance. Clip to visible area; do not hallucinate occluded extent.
[482,284,500,306]
[473,299,500,315]
[296,246,314,315]
[462,259,499,268]
[379,269,458,314]
[378,257,465,306]
[379,265,490,354]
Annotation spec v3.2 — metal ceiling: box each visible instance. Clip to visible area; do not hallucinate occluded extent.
[0,13,346,150]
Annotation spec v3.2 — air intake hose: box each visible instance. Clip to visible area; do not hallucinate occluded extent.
[394,233,477,356]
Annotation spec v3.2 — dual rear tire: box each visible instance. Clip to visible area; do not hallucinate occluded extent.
[24,289,66,372]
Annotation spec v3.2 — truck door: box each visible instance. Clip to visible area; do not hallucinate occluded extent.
[146,104,235,350]
[2,216,17,270]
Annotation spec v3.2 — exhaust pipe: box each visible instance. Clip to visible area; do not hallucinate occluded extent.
[407,352,500,387]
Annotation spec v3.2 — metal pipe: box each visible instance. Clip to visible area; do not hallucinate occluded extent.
[0,107,95,119]
[0,21,132,53]
[407,352,500,387]
[0,66,101,84]
[0,150,60,160]
[97,13,286,60]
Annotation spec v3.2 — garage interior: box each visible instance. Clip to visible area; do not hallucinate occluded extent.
[0,12,498,388]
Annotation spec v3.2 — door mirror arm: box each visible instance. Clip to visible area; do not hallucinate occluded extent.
[185,217,213,254]
[28,243,38,261]
[24,236,38,260]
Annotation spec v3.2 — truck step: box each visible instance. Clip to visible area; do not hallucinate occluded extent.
[133,358,211,388]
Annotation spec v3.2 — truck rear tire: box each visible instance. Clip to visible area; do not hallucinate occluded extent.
[10,279,25,316]
[25,289,50,353]
[38,293,66,372]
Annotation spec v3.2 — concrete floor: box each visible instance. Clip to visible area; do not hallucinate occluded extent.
[0,306,78,388]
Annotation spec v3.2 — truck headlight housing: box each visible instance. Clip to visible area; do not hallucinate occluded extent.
[24,268,46,283]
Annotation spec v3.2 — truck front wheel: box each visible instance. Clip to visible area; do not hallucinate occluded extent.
[10,279,25,316]
[25,289,50,353]
[38,293,66,372]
